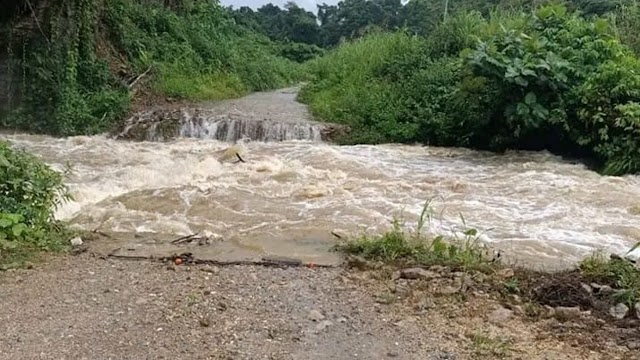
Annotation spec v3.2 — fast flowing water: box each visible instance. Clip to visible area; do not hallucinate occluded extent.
[3,88,640,268]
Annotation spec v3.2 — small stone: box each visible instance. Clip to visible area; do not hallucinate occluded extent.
[512,305,525,316]
[199,318,210,327]
[609,303,629,319]
[471,291,489,298]
[591,283,613,294]
[203,290,211,296]
[437,286,459,295]
[580,283,593,293]
[508,294,522,303]
[387,351,399,357]
[635,303,640,319]
[554,306,582,321]
[135,298,148,305]
[391,271,402,281]
[316,320,333,331]
[497,268,514,279]
[400,268,438,280]
[627,341,640,350]
[488,306,513,325]
[200,266,220,274]
[337,316,348,323]
[430,351,457,359]
[70,237,83,246]
[414,298,434,312]
[544,305,556,318]
[308,309,325,322]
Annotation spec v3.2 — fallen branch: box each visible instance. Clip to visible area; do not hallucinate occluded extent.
[233,153,246,163]
[106,253,336,268]
[171,233,200,244]
[128,66,152,89]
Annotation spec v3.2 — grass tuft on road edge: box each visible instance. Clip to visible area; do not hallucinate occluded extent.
[336,201,498,273]
[335,200,640,322]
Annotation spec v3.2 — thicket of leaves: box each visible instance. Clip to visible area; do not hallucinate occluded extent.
[1,0,301,136]
[301,5,640,175]
[0,141,70,263]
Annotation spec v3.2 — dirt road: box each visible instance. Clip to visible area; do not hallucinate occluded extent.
[0,253,635,360]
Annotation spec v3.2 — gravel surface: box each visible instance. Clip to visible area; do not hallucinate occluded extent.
[0,254,635,360]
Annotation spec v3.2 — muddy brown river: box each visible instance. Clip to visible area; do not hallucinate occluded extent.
[3,88,640,269]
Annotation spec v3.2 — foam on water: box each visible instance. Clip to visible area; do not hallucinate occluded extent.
[3,132,640,267]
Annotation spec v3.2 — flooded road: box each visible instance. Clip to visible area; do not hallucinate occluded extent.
[3,89,640,268]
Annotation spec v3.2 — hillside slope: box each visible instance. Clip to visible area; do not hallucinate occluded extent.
[0,0,302,136]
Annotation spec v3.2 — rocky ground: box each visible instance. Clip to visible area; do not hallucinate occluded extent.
[1,253,638,360]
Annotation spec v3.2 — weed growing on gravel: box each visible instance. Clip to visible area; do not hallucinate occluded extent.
[336,201,496,272]
[579,250,640,307]
[470,330,512,357]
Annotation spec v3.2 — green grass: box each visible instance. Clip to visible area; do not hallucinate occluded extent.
[579,250,640,307]
[336,201,497,273]
[470,330,512,358]
[155,67,247,101]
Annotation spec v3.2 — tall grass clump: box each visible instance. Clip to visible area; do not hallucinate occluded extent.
[336,201,496,272]
[301,4,640,175]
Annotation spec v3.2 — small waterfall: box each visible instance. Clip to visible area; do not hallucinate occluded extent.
[116,108,343,143]
[176,113,324,142]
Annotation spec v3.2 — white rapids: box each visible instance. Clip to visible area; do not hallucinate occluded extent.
[3,89,640,268]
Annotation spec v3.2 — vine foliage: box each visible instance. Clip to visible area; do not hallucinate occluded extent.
[2,0,129,136]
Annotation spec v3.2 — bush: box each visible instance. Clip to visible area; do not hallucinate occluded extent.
[3,0,302,136]
[465,4,640,173]
[0,142,71,265]
[105,0,300,98]
[301,5,640,175]
[278,42,325,63]
[300,32,429,143]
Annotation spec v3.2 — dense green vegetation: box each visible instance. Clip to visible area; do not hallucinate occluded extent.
[1,0,302,136]
[301,3,640,175]
[0,141,71,267]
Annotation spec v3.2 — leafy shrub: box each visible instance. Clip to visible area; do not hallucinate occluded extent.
[105,0,300,98]
[278,42,325,63]
[301,5,640,175]
[3,0,301,136]
[0,142,70,263]
[465,4,640,173]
